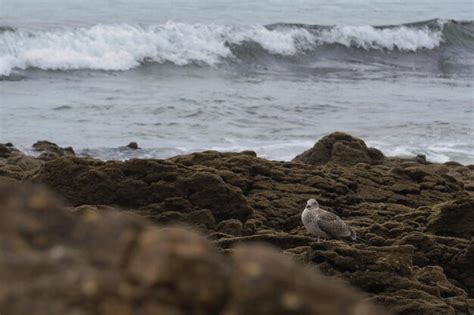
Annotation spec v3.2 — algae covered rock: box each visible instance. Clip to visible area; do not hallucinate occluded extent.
[34,157,253,222]
[32,140,75,161]
[427,198,474,239]
[451,243,474,297]
[293,132,385,166]
[0,143,43,180]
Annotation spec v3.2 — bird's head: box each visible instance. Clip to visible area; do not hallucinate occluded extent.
[306,199,319,209]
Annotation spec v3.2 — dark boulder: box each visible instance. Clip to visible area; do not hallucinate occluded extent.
[0,143,12,158]
[427,198,474,239]
[452,243,474,297]
[0,143,43,179]
[293,132,385,166]
[126,142,139,150]
[32,140,75,161]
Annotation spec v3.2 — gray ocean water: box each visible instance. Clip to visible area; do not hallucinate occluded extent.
[1,0,473,163]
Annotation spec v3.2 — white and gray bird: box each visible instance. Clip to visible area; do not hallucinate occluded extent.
[302,199,356,242]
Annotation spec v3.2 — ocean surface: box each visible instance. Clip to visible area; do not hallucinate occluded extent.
[1,0,473,163]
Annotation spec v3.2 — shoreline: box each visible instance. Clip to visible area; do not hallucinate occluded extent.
[4,137,474,167]
[1,131,473,314]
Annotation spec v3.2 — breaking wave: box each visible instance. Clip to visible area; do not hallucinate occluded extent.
[0,19,472,76]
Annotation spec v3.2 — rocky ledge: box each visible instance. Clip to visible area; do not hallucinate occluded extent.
[1,132,473,315]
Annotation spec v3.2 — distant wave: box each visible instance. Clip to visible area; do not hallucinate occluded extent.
[0,19,472,76]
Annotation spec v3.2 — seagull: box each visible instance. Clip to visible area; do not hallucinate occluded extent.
[302,199,356,242]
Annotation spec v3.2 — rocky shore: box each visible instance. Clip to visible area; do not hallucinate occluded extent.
[1,132,473,314]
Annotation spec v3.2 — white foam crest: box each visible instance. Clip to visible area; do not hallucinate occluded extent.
[0,22,315,75]
[367,141,456,164]
[0,22,444,75]
[318,25,443,51]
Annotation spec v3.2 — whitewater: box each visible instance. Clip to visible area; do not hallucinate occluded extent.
[0,21,446,76]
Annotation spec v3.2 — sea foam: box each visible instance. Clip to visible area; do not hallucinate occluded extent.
[318,25,442,50]
[0,21,444,76]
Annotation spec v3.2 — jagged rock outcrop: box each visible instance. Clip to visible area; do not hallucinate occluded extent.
[0,143,43,180]
[125,142,139,150]
[427,198,474,239]
[32,140,75,161]
[292,132,385,166]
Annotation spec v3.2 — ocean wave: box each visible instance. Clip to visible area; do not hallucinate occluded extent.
[0,19,472,76]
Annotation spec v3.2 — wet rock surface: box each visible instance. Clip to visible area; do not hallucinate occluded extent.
[1,133,473,314]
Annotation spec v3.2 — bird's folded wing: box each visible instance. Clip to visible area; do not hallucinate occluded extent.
[316,211,352,238]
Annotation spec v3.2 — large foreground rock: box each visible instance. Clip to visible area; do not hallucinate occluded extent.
[0,183,384,315]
